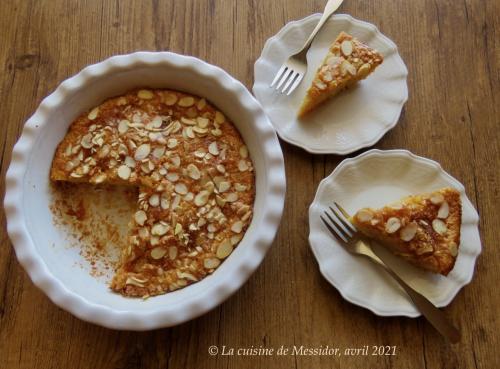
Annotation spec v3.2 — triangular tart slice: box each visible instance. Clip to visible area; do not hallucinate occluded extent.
[298,31,384,117]
[351,188,461,276]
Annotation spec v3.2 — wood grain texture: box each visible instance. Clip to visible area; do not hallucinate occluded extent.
[0,0,498,368]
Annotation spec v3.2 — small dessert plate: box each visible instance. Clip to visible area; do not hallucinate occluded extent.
[308,149,481,317]
[253,14,408,154]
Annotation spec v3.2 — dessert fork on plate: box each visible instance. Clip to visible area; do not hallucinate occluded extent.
[269,0,344,95]
[320,202,460,343]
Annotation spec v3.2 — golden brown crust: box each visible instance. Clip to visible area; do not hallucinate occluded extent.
[352,188,461,275]
[51,89,255,297]
[298,32,384,117]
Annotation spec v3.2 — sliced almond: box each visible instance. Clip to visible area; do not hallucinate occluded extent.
[187,164,201,180]
[208,142,219,156]
[196,98,206,110]
[118,119,130,135]
[175,183,188,195]
[357,63,371,76]
[341,60,357,76]
[194,149,206,158]
[178,96,195,107]
[149,194,160,207]
[151,223,169,236]
[211,128,222,137]
[124,156,136,168]
[400,222,418,242]
[235,183,247,192]
[194,190,210,206]
[437,201,449,219]
[168,246,178,260]
[91,173,107,184]
[238,160,249,172]
[432,219,447,235]
[164,93,178,105]
[138,227,150,240]
[117,165,131,180]
[150,247,167,259]
[171,155,181,167]
[216,240,233,259]
[225,193,238,202]
[97,144,110,159]
[215,111,225,124]
[134,210,147,226]
[231,221,243,234]
[327,56,341,66]
[134,144,151,161]
[125,276,146,287]
[239,145,248,158]
[152,147,166,159]
[87,107,99,120]
[430,193,444,204]
[216,195,226,207]
[385,217,401,233]
[167,138,178,148]
[138,89,154,99]
[356,209,373,222]
[197,117,209,128]
[166,172,179,182]
[231,234,242,245]
[340,40,353,56]
[80,134,93,149]
[218,181,231,193]
[204,258,221,269]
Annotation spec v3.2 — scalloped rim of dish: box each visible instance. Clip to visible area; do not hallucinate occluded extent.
[253,14,409,154]
[4,51,286,330]
[308,149,481,317]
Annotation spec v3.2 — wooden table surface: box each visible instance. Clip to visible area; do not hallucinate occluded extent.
[0,1,498,368]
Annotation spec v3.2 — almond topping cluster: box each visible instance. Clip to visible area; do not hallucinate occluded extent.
[53,89,255,297]
[355,191,454,256]
[313,34,383,91]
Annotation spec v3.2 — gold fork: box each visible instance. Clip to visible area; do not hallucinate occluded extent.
[320,202,460,343]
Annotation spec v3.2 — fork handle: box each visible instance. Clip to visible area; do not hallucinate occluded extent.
[300,0,344,53]
[370,252,461,343]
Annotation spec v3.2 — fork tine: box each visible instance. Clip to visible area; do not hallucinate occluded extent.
[334,202,350,219]
[286,73,303,95]
[276,68,293,90]
[281,71,299,93]
[320,215,348,243]
[270,65,287,87]
[329,205,357,234]
[324,210,351,240]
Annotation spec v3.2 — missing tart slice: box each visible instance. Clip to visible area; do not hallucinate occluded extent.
[298,32,384,117]
[351,188,461,276]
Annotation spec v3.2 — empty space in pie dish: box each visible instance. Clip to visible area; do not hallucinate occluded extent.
[308,149,481,317]
[253,14,408,154]
[6,52,285,329]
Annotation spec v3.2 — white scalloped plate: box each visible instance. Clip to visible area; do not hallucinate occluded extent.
[309,150,481,317]
[4,52,286,330]
[253,14,408,154]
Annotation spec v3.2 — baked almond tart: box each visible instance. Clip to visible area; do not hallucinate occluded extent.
[298,32,384,117]
[51,89,255,297]
[352,188,461,276]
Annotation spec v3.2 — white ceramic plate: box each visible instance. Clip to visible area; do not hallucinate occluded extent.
[253,14,408,154]
[4,52,286,330]
[308,149,481,317]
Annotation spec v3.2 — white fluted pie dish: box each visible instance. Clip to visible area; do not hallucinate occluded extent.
[4,52,286,330]
[309,149,481,316]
